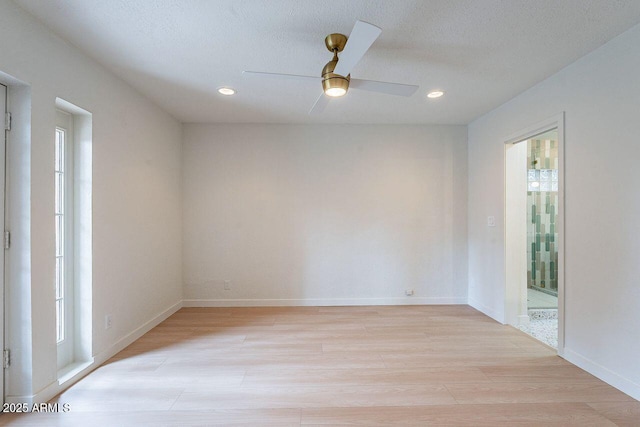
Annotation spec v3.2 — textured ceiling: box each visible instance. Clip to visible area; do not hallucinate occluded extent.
[13,0,640,124]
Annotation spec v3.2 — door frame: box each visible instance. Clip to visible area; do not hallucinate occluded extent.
[503,113,565,356]
[505,140,528,327]
[1,83,6,403]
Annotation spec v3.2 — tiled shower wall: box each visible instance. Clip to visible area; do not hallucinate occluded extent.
[527,132,559,295]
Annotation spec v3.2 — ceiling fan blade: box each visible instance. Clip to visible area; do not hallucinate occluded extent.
[333,20,382,77]
[243,71,320,82]
[350,79,419,97]
[309,93,330,115]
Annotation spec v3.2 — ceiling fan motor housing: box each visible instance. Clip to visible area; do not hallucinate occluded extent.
[322,56,350,96]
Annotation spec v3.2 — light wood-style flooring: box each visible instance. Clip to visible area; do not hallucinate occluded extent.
[2,305,638,426]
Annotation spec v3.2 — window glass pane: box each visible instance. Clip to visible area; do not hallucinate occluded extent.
[55,172,63,214]
[55,215,64,257]
[55,257,63,299]
[56,299,64,343]
[55,130,63,172]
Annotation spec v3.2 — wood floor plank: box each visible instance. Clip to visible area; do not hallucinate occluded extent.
[381,353,567,368]
[172,384,457,410]
[446,382,635,404]
[69,367,246,389]
[300,403,617,426]
[242,367,491,386]
[0,409,301,427]
[479,364,601,383]
[49,387,185,412]
[587,401,640,426]
[3,305,636,426]
[242,330,373,344]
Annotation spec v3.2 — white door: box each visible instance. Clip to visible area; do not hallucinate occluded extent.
[0,83,7,404]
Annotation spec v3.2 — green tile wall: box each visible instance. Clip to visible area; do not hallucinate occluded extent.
[526,133,559,295]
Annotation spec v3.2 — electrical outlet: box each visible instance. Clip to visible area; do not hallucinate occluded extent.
[105,314,113,330]
[405,289,414,296]
[223,280,231,290]
[487,216,496,227]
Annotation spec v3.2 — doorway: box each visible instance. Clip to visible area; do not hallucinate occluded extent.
[504,114,564,355]
[523,129,559,347]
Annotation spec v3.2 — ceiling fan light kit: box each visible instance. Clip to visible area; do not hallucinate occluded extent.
[323,80,348,97]
[244,20,420,114]
[217,87,236,96]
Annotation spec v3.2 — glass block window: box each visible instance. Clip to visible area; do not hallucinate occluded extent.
[528,168,558,192]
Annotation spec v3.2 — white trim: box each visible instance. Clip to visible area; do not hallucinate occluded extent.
[1,79,32,407]
[0,83,6,405]
[54,99,94,379]
[55,98,91,116]
[92,300,182,366]
[6,300,182,406]
[57,360,94,385]
[504,140,528,327]
[563,348,640,401]
[183,297,468,307]
[25,360,95,406]
[502,114,564,145]
[502,112,565,356]
[468,297,504,323]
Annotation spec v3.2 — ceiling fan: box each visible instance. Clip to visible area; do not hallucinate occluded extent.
[243,20,419,114]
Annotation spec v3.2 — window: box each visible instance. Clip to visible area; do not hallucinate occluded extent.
[54,99,93,382]
[54,128,66,342]
[55,110,74,368]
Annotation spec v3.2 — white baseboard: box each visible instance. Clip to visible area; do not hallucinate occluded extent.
[183,297,468,307]
[91,300,183,366]
[563,348,640,401]
[9,300,183,407]
[468,297,505,324]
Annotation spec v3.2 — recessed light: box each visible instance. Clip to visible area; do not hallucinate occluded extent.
[218,87,236,96]
[427,90,444,99]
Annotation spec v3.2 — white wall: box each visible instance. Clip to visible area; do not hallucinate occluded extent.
[183,124,467,306]
[0,0,183,401]
[468,23,640,399]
